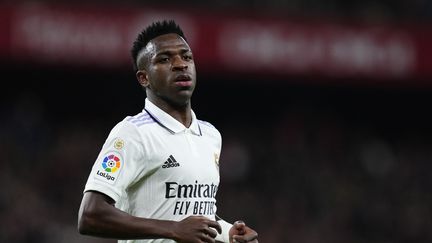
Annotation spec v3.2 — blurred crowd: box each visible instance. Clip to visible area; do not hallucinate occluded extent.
[2,1,431,242]
[7,0,432,23]
[2,80,431,242]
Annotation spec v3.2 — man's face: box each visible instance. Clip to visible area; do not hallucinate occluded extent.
[138,33,196,107]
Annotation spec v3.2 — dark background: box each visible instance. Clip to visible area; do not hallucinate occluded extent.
[1,1,432,242]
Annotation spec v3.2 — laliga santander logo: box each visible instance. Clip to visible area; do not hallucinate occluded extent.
[102,154,121,172]
[96,154,121,182]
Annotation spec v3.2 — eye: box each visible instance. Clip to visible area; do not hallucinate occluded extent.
[159,57,170,63]
[183,55,193,61]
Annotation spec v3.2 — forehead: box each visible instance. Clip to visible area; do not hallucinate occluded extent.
[147,33,191,55]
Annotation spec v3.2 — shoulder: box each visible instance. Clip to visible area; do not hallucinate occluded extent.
[197,119,216,129]
[124,110,155,127]
[198,119,221,139]
[108,111,156,138]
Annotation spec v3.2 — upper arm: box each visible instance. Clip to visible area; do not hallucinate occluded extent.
[78,191,116,234]
[79,190,115,216]
[83,121,146,203]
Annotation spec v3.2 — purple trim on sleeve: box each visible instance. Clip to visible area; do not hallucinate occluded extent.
[126,111,155,126]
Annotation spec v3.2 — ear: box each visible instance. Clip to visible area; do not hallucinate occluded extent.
[136,70,150,88]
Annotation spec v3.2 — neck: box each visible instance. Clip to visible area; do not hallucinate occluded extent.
[148,96,192,128]
[169,108,192,128]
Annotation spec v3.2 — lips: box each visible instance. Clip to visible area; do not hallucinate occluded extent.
[175,74,193,87]
[175,74,192,82]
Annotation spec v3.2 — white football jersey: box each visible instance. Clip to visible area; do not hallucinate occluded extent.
[83,99,225,243]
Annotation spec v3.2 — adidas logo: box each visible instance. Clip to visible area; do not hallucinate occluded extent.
[162,155,180,168]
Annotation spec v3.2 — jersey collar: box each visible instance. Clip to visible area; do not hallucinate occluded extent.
[144,98,202,136]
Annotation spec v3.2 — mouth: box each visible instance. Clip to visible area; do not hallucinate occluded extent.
[174,74,193,87]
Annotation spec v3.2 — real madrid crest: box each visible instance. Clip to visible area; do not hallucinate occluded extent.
[214,153,220,170]
[114,138,124,150]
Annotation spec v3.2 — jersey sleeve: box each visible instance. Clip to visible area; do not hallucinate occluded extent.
[83,120,145,203]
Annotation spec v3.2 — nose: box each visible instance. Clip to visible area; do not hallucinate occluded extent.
[171,56,188,71]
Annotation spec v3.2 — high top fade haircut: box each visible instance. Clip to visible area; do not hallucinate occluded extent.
[131,20,187,72]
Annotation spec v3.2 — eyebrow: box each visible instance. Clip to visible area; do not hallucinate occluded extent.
[155,48,191,57]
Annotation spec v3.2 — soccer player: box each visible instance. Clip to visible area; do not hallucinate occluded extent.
[77,20,258,243]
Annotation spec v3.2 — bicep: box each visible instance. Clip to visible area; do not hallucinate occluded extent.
[78,191,117,234]
[79,191,115,215]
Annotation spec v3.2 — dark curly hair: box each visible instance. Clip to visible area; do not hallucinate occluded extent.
[131,20,187,72]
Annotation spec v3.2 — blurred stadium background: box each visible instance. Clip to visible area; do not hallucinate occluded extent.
[1,0,432,242]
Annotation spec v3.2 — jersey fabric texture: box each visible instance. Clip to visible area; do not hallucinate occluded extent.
[83,99,228,243]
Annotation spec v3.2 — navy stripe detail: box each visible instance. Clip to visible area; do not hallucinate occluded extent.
[197,123,202,136]
[144,108,175,134]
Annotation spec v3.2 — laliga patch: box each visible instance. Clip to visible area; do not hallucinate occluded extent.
[94,152,122,184]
